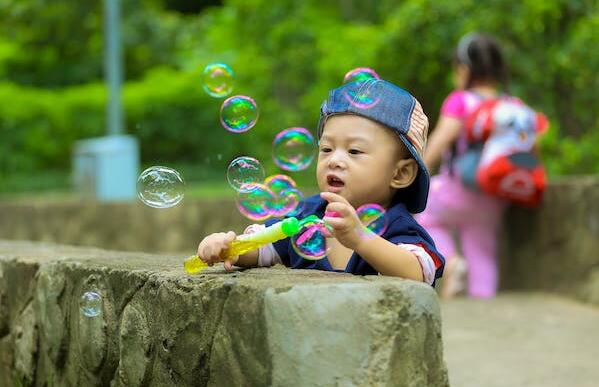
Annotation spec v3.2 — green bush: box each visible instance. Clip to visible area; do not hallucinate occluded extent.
[0,67,308,188]
[0,0,188,87]
[1,0,598,192]
[175,0,599,175]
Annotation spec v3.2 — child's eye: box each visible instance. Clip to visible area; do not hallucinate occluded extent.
[349,149,363,155]
[320,147,332,153]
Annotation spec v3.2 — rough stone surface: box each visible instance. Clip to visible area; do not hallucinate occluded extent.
[0,240,448,386]
[499,176,599,306]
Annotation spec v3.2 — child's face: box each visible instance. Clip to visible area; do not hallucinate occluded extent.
[317,114,417,209]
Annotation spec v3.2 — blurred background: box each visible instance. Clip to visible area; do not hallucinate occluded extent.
[1,0,598,200]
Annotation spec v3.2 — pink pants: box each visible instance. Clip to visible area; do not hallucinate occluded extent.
[417,173,506,298]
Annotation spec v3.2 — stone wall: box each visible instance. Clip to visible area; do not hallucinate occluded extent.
[0,241,448,387]
[0,198,249,254]
[1,177,598,305]
[499,176,599,305]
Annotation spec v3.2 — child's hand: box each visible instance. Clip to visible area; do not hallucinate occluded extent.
[321,192,368,250]
[197,231,238,271]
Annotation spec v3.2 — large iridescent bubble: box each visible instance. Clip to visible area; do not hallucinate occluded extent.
[264,174,303,217]
[236,183,276,221]
[356,203,387,236]
[227,156,265,192]
[202,63,234,98]
[343,83,381,110]
[272,127,316,171]
[220,95,259,133]
[137,166,185,209]
[291,216,327,260]
[264,174,297,195]
[271,187,304,217]
[343,67,380,84]
[80,291,102,317]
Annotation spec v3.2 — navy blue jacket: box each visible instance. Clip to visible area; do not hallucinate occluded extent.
[266,195,445,286]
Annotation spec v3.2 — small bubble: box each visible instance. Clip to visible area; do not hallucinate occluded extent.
[272,128,316,171]
[236,183,275,221]
[137,166,185,209]
[343,67,380,84]
[220,95,259,133]
[264,174,297,195]
[203,63,234,98]
[291,217,327,260]
[80,291,102,317]
[356,203,387,236]
[343,84,381,110]
[227,157,265,192]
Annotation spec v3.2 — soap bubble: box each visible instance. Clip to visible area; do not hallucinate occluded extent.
[343,67,380,84]
[272,128,316,171]
[264,175,303,217]
[280,188,304,216]
[220,95,259,133]
[236,183,275,221]
[270,188,304,218]
[227,156,265,192]
[264,174,297,195]
[343,83,380,110]
[356,204,387,236]
[137,166,185,209]
[80,291,102,317]
[202,63,235,98]
[291,216,327,260]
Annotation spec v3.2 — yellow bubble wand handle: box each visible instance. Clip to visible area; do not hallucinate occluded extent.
[184,217,301,274]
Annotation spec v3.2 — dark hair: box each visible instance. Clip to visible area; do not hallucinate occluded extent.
[454,33,508,90]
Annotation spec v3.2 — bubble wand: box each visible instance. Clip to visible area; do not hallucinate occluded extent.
[184,216,309,274]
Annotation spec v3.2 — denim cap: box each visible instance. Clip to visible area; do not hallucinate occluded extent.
[317,79,430,213]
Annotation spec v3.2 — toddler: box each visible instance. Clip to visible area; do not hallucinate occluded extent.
[198,79,445,285]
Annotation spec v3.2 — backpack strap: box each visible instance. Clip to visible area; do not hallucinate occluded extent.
[448,90,488,176]
[465,98,502,142]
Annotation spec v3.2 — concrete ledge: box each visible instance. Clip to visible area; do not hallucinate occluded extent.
[0,241,449,387]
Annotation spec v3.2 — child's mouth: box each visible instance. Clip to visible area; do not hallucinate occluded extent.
[326,175,345,188]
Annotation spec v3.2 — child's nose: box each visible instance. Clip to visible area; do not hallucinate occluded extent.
[328,150,347,169]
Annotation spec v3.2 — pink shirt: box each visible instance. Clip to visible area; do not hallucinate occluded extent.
[439,90,483,173]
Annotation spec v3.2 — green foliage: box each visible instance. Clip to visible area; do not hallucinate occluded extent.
[178,0,599,175]
[1,0,598,194]
[0,0,183,86]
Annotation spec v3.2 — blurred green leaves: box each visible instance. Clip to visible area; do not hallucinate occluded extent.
[0,0,598,193]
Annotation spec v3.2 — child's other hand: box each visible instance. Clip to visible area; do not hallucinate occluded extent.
[197,231,238,271]
[321,192,366,250]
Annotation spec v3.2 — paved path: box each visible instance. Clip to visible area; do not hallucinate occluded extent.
[441,293,599,387]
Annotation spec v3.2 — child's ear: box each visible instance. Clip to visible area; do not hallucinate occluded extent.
[391,159,418,189]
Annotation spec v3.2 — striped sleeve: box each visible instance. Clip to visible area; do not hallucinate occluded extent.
[397,243,437,285]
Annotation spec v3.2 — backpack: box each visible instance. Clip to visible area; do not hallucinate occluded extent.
[456,96,549,207]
